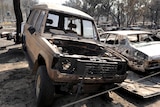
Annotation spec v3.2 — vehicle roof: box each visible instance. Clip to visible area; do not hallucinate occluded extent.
[33,4,93,20]
[103,30,151,36]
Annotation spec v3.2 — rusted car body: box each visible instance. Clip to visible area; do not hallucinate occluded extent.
[23,4,127,107]
[100,30,160,72]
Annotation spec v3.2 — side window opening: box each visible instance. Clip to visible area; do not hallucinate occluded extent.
[119,39,126,45]
[46,14,59,27]
[44,13,61,34]
[27,10,35,24]
[128,35,139,43]
[35,11,46,33]
[28,9,41,27]
[106,34,118,45]
[26,10,32,23]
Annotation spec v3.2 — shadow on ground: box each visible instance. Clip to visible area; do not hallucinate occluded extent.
[0,47,36,107]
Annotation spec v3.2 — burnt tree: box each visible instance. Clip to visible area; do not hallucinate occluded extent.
[13,0,23,44]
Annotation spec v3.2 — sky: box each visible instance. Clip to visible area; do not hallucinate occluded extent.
[39,0,68,5]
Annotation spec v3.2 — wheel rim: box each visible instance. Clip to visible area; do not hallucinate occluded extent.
[36,75,41,98]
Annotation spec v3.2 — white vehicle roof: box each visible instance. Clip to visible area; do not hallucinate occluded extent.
[104,30,151,36]
[33,4,93,20]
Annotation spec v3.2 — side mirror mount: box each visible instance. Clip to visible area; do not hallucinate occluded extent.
[28,26,36,35]
[46,19,53,24]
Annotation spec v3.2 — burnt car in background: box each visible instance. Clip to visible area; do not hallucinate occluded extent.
[100,30,160,72]
[152,30,160,41]
[23,4,127,107]
[0,26,16,40]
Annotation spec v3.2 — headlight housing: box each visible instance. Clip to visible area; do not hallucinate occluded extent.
[134,51,148,60]
[61,59,72,70]
[52,57,76,74]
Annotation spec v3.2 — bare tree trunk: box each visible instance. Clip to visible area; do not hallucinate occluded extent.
[13,0,23,44]
[142,15,145,26]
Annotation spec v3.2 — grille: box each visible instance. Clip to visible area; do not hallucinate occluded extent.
[76,60,118,77]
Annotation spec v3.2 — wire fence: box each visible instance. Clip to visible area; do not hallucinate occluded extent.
[62,71,160,107]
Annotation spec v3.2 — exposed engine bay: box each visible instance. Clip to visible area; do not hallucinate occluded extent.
[46,36,127,78]
[49,38,105,56]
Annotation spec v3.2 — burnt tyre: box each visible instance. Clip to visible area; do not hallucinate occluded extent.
[35,66,55,107]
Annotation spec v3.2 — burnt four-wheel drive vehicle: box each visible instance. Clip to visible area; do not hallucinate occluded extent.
[23,4,127,107]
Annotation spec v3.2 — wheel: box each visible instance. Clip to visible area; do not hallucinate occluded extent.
[35,66,55,107]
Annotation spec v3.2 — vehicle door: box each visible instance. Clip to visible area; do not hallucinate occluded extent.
[117,35,132,58]
[24,9,46,62]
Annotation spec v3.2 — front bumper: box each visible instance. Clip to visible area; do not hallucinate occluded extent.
[50,56,127,83]
[145,60,160,71]
[128,59,160,72]
[49,68,127,84]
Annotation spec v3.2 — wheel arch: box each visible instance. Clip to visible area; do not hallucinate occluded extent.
[33,54,46,74]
